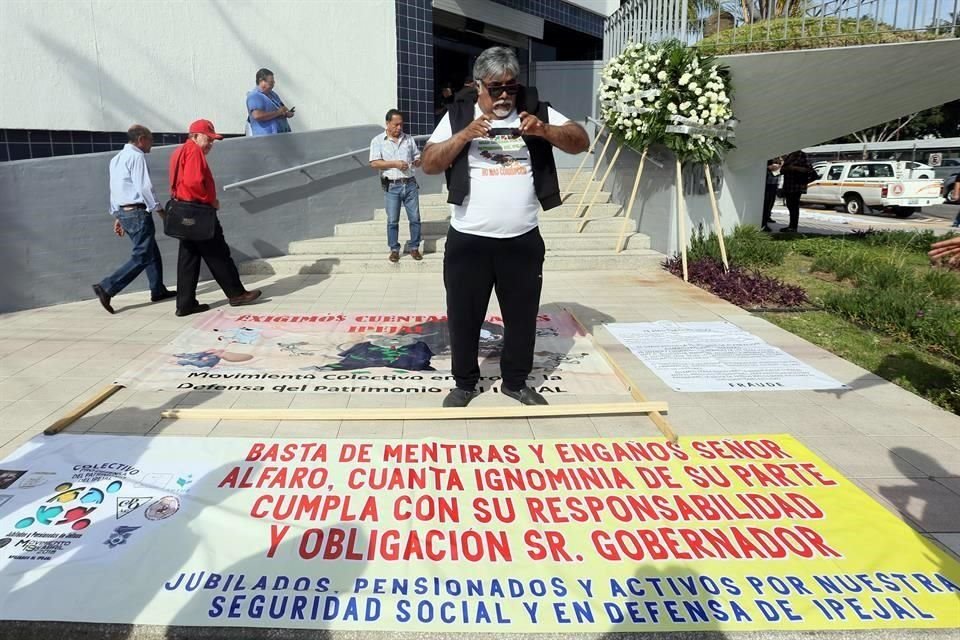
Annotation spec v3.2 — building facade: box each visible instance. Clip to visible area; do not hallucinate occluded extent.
[0,0,613,161]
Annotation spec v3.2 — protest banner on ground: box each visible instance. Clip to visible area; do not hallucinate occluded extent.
[0,434,956,632]
[604,322,848,392]
[116,311,627,398]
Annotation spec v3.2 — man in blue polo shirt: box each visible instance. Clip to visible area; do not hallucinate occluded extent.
[246,68,294,136]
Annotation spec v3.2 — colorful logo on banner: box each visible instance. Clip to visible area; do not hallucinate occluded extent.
[15,480,122,531]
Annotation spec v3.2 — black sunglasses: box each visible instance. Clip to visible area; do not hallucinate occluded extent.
[484,81,521,97]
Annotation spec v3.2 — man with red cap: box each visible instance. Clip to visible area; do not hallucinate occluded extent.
[169,119,261,316]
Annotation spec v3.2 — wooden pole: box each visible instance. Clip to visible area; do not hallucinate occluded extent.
[675,157,689,282]
[577,144,623,233]
[562,123,605,202]
[44,384,123,436]
[704,163,729,270]
[616,148,647,254]
[566,311,678,443]
[160,402,668,422]
[573,132,613,217]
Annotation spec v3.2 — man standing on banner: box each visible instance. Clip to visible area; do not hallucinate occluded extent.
[421,46,589,407]
[92,124,175,314]
[369,109,423,263]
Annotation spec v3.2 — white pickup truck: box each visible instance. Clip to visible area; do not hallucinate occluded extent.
[803,161,943,217]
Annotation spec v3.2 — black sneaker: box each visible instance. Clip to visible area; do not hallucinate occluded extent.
[501,386,548,405]
[91,284,114,314]
[443,388,480,407]
[175,303,210,317]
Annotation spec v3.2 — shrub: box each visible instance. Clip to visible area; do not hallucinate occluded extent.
[664,256,808,308]
[688,224,788,269]
[822,288,960,360]
[696,17,940,55]
[922,269,960,300]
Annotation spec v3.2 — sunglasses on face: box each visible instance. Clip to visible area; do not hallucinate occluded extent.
[484,81,521,97]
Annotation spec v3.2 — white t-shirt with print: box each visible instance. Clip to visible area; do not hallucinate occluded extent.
[427,105,571,238]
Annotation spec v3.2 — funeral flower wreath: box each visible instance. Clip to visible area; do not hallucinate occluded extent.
[599,40,736,164]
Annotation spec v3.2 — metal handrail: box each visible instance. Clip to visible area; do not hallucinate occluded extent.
[223,134,433,192]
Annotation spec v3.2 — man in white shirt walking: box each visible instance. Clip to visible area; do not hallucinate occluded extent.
[421,47,589,407]
[369,109,423,262]
[92,124,174,314]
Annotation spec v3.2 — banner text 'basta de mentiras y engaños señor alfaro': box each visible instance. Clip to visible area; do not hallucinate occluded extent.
[0,434,957,632]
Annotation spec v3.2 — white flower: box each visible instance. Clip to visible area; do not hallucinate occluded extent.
[697,96,707,105]
[679,73,691,86]
[640,73,651,83]
[701,109,710,119]
[679,101,691,111]
[694,87,703,96]
[667,102,678,113]
[657,70,667,81]
[689,82,698,91]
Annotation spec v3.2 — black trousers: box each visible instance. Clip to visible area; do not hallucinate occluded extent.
[443,227,545,391]
[761,186,777,226]
[176,218,245,311]
[784,192,802,229]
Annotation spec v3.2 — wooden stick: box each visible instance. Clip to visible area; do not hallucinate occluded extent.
[160,402,668,422]
[565,311,678,443]
[675,157,689,282]
[704,163,729,270]
[573,132,613,217]
[616,148,647,254]
[577,144,622,233]
[44,384,124,436]
[562,122,605,202]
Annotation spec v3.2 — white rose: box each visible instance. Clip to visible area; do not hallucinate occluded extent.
[701,109,710,119]
[679,73,691,85]
[667,102,678,113]
[640,73,651,83]
[697,96,707,105]
[657,70,667,81]
[689,82,698,91]
[679,101,691,111]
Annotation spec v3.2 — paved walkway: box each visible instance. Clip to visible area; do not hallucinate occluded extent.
[1,265,959,569]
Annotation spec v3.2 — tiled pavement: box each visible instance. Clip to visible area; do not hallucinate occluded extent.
[1,264,958,564]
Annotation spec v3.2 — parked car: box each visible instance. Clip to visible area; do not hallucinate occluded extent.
[804,161,943,217]
[932,158,960,182]
[899,161,935,179]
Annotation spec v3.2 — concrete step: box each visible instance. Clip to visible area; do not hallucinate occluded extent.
[334,217,635,237]
[288,232,651,255]
[372,202,622,222]
[239,248,665,275]
[419,190,611,207]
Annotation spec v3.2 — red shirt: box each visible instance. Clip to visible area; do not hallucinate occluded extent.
[170,139,216,205]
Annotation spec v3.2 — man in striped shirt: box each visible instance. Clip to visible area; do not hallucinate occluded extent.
[369,109,422,263]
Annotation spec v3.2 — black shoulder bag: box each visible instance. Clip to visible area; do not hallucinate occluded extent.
[163,148,217,242]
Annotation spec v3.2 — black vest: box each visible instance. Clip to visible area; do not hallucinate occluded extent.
[444,86,562,211]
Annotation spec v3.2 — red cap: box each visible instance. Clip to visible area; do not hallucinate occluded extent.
[188,119,224,140]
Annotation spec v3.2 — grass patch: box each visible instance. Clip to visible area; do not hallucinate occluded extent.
[761,311,960,414]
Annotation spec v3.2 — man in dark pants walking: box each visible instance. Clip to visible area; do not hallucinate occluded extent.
[780,150,815,233]
[92,124,175,313]
[761,157,781,232]
[421,47,589,407]
[169,120,261,317]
